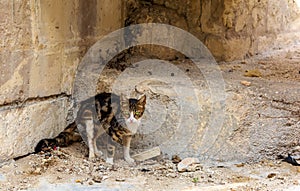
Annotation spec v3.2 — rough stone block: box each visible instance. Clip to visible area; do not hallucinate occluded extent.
[28,52,63,97]
[0,98,70,162]
[0,0,124,162]
[61,47,83,95]
[0,50,32,105]
[38,0,78,44]
[95,0,124,36]
[0,0,32,50]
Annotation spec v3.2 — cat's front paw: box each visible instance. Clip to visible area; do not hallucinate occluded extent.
[95,150,103,158]
[124,157,135,164]
[89,156,98,162]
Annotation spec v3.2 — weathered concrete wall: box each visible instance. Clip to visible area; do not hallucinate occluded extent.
[1,0,299,163]
[126,0,300,61]
[0,0,124,162]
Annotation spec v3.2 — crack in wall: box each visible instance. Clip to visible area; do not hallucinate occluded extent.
[0,93,71,112]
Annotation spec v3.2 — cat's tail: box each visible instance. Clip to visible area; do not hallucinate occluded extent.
[34,122,82,153]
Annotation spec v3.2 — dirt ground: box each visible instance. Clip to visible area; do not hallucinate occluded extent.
[1,46,300,191]
[0,142,299,191]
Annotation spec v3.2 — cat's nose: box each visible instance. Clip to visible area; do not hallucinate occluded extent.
[129,119,134,123]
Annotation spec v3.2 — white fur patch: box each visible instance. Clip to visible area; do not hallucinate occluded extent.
[85,120,95,159]
[125,112,140,134]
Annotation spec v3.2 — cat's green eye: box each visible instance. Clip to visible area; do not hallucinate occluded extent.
[135,111,140,115]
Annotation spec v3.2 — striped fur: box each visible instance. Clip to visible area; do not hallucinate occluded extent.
[35,92,146,164]
[35,122,82,152]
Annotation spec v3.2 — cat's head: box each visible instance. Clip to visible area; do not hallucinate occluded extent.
[121,94,146,125]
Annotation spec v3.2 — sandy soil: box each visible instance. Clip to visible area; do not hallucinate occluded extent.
[0,142,299,191]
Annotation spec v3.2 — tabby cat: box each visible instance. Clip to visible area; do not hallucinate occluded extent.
[35,92,146,164]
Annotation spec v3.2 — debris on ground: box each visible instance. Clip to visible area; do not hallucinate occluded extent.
[240,80,251,86]
[132,146,161,161]
[244,69,262,77]
[280,154,300,166]
[177,157,201,172]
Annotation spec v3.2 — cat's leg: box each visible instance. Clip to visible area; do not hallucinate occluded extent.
[106,137,115,164]
[85,119,97,160]
[93,124,104,158]
[123,135,134,163]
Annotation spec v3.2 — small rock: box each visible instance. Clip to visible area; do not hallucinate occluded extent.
[56,167,64,172]
[33,167,42,175]
[244,69,262,77]
[267,173,276,178]
[208,179,214,183]
[15,170,23,175]
[187,163,202,172]
[166,173,177,178]
[177,157,201,172]
[75,179,82,183]
[235,163,245,167]
[140,168,151,172]
[240,81,251,86]
[22,178,30,183]
[116,177,126,182]
[141,160,157,165]
[92,175,103,183]
[172,155,181,164]
[155,164,168,171]
[132,146,161,162]
[277,176,285,180]
[102,175,109,181]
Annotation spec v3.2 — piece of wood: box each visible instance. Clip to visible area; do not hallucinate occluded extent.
[132,147,161,161]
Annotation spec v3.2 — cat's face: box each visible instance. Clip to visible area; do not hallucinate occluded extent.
[121,95,146,125]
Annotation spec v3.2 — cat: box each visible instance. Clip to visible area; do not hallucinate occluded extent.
[35,92,146,164]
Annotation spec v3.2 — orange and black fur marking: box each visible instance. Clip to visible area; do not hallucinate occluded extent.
[35,92,146,164]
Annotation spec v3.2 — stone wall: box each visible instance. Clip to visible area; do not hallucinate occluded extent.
[1,0,300,162]
[126,0,300,61]
[0,0,124,162]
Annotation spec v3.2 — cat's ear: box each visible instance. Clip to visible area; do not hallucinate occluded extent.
[138,94,146,105]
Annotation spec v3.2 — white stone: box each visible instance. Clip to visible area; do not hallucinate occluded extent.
[177,157,200,172]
